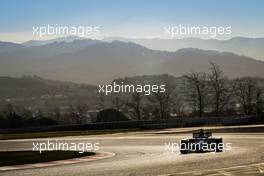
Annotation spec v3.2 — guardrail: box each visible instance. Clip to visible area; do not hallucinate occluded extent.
[0,115,263,134]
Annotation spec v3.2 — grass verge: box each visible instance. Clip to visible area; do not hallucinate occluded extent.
[0,151,95,167]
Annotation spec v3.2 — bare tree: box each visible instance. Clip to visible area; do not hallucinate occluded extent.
[256,87,263,116]
[4,104,23,128]
[51,107,61,121]
[208,62,235,116]
[16,105,33,119]
[111,96,121,111]
[35,107,44,118]
[184,72,208,117]
[149,75,176,119]
[170,94,186,117]
[126,92,143,120]
[236,77,259,115]
[4,104,16,117]
[96,94,106,111]
[68,103,87,124]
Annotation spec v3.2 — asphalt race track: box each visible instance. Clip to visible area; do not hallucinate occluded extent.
[0,126,264,176]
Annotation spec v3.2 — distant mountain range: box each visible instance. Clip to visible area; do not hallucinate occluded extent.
[105,37,264,61]
[0,37,264,84]
[10,36,264,61]
[0,41,26,53]
[22,36,83,47]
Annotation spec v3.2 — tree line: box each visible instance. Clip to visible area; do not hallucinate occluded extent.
[0,62,263,128]
[112,62,264,120]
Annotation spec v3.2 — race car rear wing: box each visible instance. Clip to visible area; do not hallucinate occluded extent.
[193,130,212,138]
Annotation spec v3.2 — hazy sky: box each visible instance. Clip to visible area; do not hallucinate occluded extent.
[1,0,264,42]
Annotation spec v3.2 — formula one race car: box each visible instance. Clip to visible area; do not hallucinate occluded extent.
[180,129,223,154]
